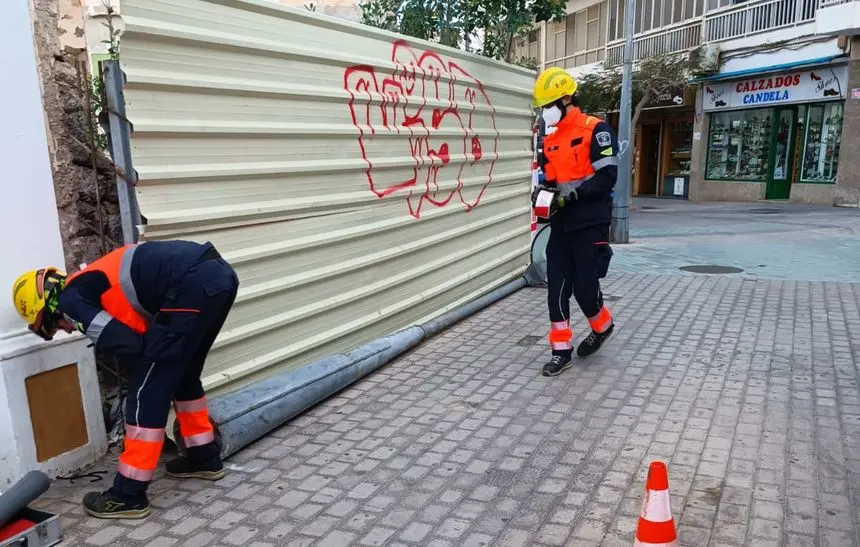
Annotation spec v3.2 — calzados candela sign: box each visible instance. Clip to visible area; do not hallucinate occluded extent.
[703,66,848,112]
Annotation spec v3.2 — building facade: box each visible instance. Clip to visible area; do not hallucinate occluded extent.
[517,0,860,205]
[2,0,107,487]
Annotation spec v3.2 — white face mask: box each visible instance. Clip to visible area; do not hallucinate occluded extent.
[541,105,562,128]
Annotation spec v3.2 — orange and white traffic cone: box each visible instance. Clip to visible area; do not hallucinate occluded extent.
[634,461,678,547]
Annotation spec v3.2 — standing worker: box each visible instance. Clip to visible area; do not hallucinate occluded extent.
[531,67,617,377]
[11,240,239,519]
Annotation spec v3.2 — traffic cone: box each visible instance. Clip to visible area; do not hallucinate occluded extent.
[634,461,678,547]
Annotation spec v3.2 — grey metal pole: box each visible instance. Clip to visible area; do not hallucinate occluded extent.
[611,0,636,244]
[103,60,141,244]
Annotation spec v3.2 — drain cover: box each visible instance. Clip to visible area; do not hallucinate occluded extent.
[680,265,744,274]
[748,207,783,214]
[640,205,659,210]
[516,335,543,346]
[604,295,621,302]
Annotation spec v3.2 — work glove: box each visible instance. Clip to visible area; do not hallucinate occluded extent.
[560,186,578,205]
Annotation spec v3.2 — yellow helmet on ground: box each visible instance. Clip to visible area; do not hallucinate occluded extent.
[533,67,578,108]
[12,268,66,340]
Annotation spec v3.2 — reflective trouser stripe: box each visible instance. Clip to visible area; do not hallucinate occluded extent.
[184,431,216,447]
[588,306,613,334]
[175,398,215,448]
[548,321,572,350]
[174,397,208,413]
[118,425,164,482]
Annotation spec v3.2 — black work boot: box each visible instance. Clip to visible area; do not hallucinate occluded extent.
[542,355,572,377]
[83,488,151,519]
[165,457,226,481]
[576,323,615,358]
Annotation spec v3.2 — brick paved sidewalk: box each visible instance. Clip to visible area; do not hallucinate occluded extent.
[34,270,860,546]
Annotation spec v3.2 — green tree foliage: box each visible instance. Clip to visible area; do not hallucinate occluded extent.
[576,48,710,129]
[574,49,711,204]
[358,0,565,64]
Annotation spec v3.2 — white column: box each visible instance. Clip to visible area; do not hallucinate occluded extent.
[0,0,106,489]
[0,0,66,337]
[540,20,548,71]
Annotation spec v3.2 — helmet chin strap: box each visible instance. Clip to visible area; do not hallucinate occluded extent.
[552,97,572,120]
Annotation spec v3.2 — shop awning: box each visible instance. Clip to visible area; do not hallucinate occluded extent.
[689,54,849,83]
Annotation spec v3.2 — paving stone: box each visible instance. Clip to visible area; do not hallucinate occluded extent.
[33,201,860,547]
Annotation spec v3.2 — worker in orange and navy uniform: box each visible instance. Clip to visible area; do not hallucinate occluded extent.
[531,67,617,377]
[11,240,239,519]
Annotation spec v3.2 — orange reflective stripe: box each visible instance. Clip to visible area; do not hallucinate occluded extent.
[548,328,572,343]
[176,398,215,447]
[548,321,573,350]
[177,409,213,437]
[589,306,613,333]
[117,426,164,482]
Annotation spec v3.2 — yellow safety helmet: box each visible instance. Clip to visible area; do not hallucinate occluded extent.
[533,67,578,108]
[12,267,66,340]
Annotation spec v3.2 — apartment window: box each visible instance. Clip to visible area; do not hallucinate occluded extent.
[546,1,607,68]
[801,103,843,183]
[514,29,540,64]
[607,0,703,40]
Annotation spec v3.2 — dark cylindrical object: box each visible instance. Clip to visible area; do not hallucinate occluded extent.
[0,471,51,529]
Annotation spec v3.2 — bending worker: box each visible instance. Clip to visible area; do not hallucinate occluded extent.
[531,67,617,377]
[11,240,239,519]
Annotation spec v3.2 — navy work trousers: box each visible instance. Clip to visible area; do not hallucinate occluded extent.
[114,256,239,497]
[546,224,611,357]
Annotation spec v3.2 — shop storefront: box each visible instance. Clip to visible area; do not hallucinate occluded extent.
[701,65,848,201]
[629,86,696,199]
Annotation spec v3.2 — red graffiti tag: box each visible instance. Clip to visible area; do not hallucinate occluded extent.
[344,40,500,219]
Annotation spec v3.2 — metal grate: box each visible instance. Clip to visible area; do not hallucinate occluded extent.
[680,265,744,274]
[516,335,543,346]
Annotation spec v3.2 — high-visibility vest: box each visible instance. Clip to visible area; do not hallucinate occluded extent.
[66,244,151,334]
[542,109,602,187]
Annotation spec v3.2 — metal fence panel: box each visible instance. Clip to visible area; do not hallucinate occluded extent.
[118,0,535,393]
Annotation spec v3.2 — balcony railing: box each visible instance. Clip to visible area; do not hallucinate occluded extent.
[606,19,702,64]
[703,0,818,41]
[581,0,822,67]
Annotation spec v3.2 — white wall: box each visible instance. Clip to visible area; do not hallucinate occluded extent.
[275,0,361,22]
[0,0,67,338]
[718,34,845,75]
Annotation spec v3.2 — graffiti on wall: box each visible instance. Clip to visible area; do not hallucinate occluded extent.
[344,40,500,219]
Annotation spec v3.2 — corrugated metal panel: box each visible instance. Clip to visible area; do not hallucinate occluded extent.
[119,0,535,393]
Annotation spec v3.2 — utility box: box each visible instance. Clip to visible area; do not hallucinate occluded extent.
[0,335,106,489]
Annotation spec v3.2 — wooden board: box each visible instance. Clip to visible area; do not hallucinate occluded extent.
[25,364,89,462]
